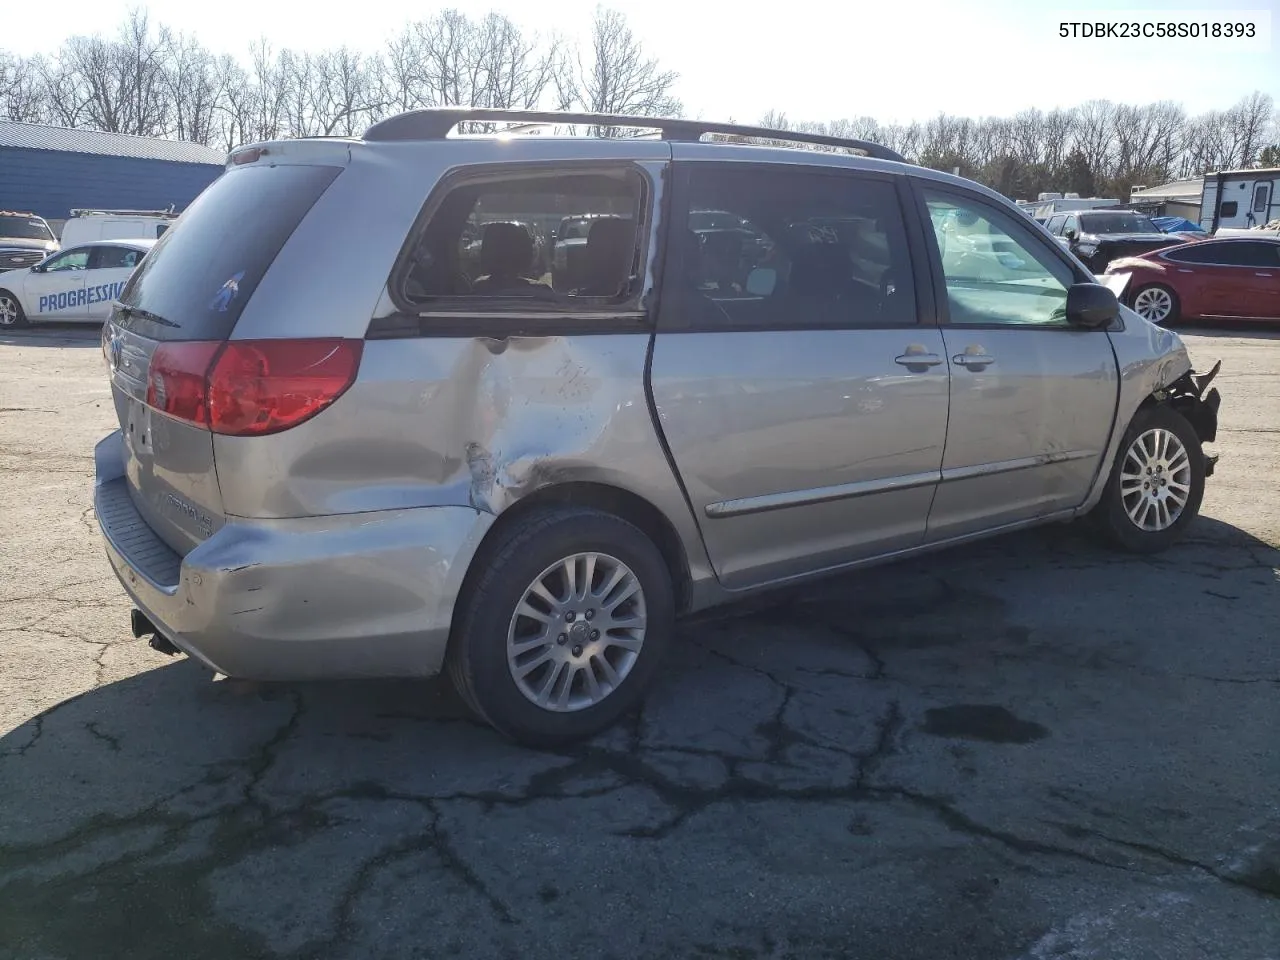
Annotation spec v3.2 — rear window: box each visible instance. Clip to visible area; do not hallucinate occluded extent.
[115,164,340,340]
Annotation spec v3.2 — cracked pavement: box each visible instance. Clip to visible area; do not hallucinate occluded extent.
[2,325,1278,960]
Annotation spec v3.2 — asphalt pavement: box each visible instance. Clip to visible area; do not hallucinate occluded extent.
[1,324,1277,960]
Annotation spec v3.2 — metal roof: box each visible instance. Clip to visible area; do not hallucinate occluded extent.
[1130,179,1203,201]
[0,120,225,165]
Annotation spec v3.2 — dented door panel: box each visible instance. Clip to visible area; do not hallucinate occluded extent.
[212,333,716,584]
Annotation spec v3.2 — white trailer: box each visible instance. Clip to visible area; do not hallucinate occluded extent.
[1200,168,1280,233]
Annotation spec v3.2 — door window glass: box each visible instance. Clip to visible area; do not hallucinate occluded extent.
[401,167,645,307]
[666,165,916,329]
[92,246,143,270]
[1163,243,1227,264]
[1228,241,1280,267]
[1252,184,1270,213]
[923,189,1075,327]
[43,249,89,272]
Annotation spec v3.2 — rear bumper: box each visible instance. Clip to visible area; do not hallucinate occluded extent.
[93,431,493,680]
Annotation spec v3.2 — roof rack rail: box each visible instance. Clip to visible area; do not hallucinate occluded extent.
[70,206,177,218]
[362,108,908,164]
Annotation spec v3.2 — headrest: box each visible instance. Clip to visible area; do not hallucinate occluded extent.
[480,222,533,276]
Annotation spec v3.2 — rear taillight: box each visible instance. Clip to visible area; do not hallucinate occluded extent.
[146,342,221,426]
[144,339,362,436]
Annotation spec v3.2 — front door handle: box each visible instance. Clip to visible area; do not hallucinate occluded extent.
[1256,272,1273,277]
[895,352,944,369]
[953,353,996,369]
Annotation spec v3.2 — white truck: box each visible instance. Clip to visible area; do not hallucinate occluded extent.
[59,208,179,247]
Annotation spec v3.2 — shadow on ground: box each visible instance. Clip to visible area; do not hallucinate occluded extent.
[0,325,102,348]
[1170,321,1280,339]
[2,519,1278,960]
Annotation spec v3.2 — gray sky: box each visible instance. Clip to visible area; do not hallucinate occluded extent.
[6,0,1279,124]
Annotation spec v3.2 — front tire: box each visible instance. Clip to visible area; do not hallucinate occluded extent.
[1092,405,1205,553]
[1130,284,1179,325]
[0,290,27,328]
[447,506,675,748]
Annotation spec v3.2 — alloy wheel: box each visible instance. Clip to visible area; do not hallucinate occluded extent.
[1132,287,1173,324]
[1119,427,1192,531]
[506,551,647,712]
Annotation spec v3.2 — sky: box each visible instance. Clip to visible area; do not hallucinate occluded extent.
[3,0,1279,125]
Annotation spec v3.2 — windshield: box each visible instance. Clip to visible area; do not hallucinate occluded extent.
[1080,213,1159,234]
[0,216,54,241]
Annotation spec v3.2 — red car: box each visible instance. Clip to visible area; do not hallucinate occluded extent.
[1105,236,1280,325]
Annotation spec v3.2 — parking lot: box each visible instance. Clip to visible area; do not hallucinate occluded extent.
[1,324,1277,960]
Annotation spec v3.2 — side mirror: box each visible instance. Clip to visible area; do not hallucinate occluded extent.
[1066,282,1118,329]
[745,267,777,296]
[1065,228,1078,242]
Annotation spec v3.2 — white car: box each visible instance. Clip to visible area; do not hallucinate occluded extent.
[0,239,156,328]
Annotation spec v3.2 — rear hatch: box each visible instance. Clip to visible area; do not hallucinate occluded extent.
[104,159,343,555]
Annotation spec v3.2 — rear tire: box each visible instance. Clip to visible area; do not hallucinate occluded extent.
[1130,284,1180,325]
[0,290,27,328]
[447,506,675,748]
[1091,405,1205,553]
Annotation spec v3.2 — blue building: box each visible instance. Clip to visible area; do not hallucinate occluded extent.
[0,120,226,232]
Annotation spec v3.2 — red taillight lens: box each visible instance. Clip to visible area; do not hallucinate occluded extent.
[207,339,363,436]
[143,339,362,436]
[146,341,222,426]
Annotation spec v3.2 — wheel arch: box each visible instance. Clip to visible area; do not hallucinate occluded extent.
[452,481,694,629]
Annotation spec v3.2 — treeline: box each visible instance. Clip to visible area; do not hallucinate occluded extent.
[0,7,678,150]
[751,95,1278,202]
[1,6,1276,203]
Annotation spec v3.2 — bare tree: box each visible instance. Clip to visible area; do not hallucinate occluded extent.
[0,4,1273,197]
[573,6,680,135]
[0,53,48,123]
[165,31,222,144]
[1226,91,1275,167]
[307,48,387,136]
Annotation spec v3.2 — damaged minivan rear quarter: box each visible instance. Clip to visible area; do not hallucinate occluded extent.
[94,108,1222,747]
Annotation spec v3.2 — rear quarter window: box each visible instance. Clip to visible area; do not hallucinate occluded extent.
[115,164,341,341]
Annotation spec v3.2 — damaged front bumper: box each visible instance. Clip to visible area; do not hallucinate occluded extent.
[1157,360,1222,476]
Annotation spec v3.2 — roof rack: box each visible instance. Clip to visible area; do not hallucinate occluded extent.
[70,206,177,218]
[362,108,907,164]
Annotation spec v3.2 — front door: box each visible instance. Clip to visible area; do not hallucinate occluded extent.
[917,185,1119,542]
[85,245,146,321]
[25,247,90,321]
[648,159,949,590]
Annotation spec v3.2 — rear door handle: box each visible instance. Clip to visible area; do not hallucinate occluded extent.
[1256,272,1273,277]
[894,352,943,368]
[953,353,995,368]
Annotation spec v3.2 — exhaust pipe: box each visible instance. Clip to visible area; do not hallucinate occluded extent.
[131,609,180,656]
[130,608,155,638]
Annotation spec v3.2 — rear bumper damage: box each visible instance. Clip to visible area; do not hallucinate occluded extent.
[93,431,493,681]
[1159,360,1222,476]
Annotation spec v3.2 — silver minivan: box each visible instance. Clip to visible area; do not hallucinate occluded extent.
[94,109,1222,746]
